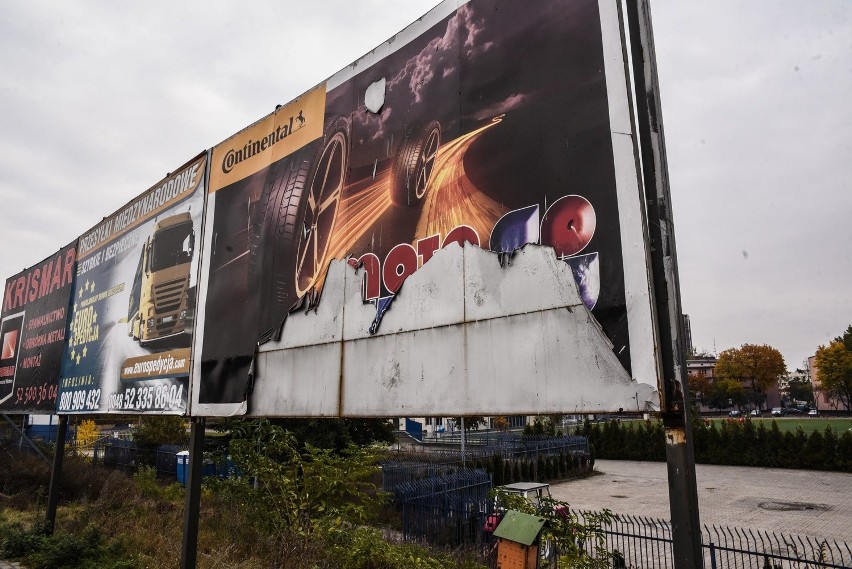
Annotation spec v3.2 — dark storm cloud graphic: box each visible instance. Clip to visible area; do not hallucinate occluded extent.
[350,5,494,142]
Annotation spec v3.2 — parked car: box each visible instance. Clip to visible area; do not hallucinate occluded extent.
[729,410,741,417]
[750,409,761,417]
[808,409,819,417]
[771,408,783,417]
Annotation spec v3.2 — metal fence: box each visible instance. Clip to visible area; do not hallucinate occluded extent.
[92,437,187,478]
[394,468,492,547]
[381,460,471,490]
[427,432,590,460]
[574,510,852,569]
[703,524,852,569]
[156,444,188,477]
[93,437,152,472]
[386,464,851,569]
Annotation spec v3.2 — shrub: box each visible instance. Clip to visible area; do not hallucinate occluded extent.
[132,416,188,448]
[323,525,486,569]
[0,521,132,569]
[76,420,99,447]
[587,417,850,472]
[0,520,46,558]
[491,488,617,568]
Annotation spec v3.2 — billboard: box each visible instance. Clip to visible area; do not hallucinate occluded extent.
[56,153,207,414]
[193,0,659,416]
[0,244,76,414]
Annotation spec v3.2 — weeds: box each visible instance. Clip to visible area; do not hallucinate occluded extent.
[0,520,133,569]
[0,423,491,568]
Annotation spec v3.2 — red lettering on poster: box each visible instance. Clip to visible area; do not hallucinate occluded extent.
[416,234,440,267]
[383,244,418,293]
[443,225,480,249]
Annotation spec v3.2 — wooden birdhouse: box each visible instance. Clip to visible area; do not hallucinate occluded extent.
[492,510,547,569]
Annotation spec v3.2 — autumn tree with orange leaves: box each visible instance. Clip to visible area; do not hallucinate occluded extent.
[714,344,786,409]
[815,325,852,411]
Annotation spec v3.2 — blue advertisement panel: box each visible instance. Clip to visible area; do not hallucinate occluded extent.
[57,153,207,414]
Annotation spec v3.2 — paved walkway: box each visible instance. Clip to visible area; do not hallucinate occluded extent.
[0,561,22,569]
[551,460,852,542]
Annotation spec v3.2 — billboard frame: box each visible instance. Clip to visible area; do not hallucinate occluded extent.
[624,0,704,566]
[191,0,662,419]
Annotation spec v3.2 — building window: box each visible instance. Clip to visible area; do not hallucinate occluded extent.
[508,416,527,429]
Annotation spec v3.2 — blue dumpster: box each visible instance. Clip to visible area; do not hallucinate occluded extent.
[176,451,189,485]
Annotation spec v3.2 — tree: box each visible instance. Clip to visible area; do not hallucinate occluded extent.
[785,376,814,404]
[704,378,745,410]
[451,416,486,430]
[222,419,385,536]
[815,339,852,411]
[133,415,189,448]
[75,419,99,446]
[688,372,711,407]
[714,344,786,409]
[213,417,395,452]
[836,325,852,351]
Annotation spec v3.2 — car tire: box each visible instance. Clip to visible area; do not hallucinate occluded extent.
[250,116,350,333]
[390,120,440,206]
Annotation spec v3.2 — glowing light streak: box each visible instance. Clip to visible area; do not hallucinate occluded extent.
[416,117,508,243]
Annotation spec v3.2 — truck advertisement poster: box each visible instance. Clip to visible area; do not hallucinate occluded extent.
[194,0,657,415]
[57,153,207,414]
[0,243,76,414]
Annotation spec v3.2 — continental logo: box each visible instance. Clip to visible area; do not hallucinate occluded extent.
[222,111,307,174]
[210,83,326,192]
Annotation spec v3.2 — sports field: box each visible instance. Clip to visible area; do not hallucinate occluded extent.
[705,416,852,434]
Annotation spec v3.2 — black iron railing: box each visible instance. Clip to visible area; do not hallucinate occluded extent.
[575,510,852,569]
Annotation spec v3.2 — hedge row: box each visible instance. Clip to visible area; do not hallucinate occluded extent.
[464,452,592,486]
[581,419,852,472]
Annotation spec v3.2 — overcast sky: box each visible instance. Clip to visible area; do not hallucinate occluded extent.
[1,1,849,372]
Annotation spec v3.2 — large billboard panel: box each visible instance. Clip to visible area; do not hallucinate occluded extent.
[193,0,659,416]
[56,154,207,414]
[0,243,76,414]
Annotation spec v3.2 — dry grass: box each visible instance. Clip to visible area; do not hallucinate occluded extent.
[1,444,488,568]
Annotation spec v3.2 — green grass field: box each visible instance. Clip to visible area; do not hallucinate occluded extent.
[706,417,852,434]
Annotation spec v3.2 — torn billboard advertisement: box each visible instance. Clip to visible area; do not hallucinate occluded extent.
[0,243,76,414]
[193,0,659,416]
[57,154,207,414]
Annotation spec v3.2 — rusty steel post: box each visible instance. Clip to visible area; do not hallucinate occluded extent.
[624,0,704,567]
[181,416,206,569]
[45,414,68,534]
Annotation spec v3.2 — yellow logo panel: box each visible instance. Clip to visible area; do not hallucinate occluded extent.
[210,84,326,192]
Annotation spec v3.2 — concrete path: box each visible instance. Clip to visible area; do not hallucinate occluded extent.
[0,561,22,569]
[551,459,852,543]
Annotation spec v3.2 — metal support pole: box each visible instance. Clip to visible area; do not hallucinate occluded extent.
[181,417,205,569]
[624,1,704,567]
[45,415,68,534]
[2,414,50,464]
[460,417,466,468]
